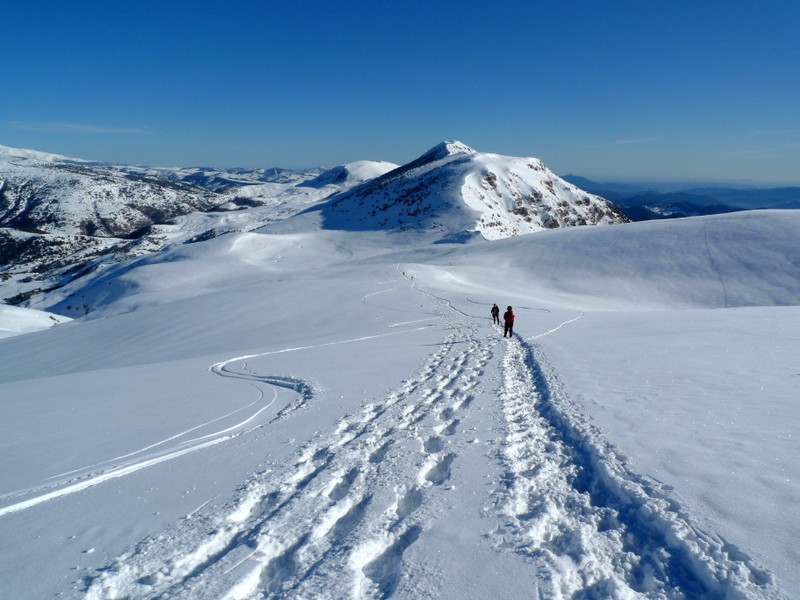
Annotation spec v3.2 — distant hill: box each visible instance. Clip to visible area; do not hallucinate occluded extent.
[300,161,399,189]
[120,165,325,193]
[560,175,646,199]
[683,186,800,210]
[0,151,221,238]
[562,174,800,221]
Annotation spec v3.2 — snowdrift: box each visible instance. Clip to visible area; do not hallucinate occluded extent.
[430,209,800,310]
[0,304,71,339]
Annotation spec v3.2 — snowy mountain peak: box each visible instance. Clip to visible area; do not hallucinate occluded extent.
[318,143,627,239]
[0,143,91,164]
[425,140,477,159]
[378,140,478,181]
[412,139,476,166]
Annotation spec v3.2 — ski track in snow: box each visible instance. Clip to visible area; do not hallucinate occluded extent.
[0,390,277,519]
[490,337,772,598]
[84,293,492,599]
[80,283,776,599]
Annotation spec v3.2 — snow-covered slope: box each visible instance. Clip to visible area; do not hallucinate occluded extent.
[31,209,800,320]
[437,209,800,310]
[1,204,799,598]
[0,153,221,238]
[0,304,71,339]
[301,160,399,189]
[213,161,400,213]
[317,141,628,239]
[0,144,93,164]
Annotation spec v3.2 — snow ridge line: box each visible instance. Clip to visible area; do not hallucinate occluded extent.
[83,301,492,599]
[501,336,775,599]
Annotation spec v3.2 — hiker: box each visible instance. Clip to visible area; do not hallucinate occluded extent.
[491,303,500,325]
[503,306,514,338]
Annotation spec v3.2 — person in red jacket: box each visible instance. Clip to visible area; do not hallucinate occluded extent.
[503,306,514,338]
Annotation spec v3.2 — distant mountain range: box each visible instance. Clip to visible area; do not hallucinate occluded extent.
[562,175,800,220]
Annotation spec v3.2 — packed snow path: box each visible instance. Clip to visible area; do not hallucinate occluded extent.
[83,288,773,599]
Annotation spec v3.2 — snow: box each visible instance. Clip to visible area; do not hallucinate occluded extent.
[302,161,400,189]
[0,304,71,339]
[0,187,798,598]
[344,160,400,182]
[0,153,219,237]
[0,143,92,164]
[316,142,625,239]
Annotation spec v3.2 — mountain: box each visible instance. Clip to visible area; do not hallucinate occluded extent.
[613,193,745,221]
[0,143,96,165]
[561,174,651,200]
[316,142,628,239]
[210,161,400,213]
[118,162,400,195]
[684,186,800,209]
[0,150,221,238]
[617,203,741,221]
[0,148,240,305]
[118,165,326,193]
[1,141,626,307]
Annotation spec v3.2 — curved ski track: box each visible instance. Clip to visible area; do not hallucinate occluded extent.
[83,287,775,599]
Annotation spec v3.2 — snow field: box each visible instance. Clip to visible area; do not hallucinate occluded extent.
[1,209,798,598]
[84,296,495,599]
[494,337,771,598]
[78,285,774,599]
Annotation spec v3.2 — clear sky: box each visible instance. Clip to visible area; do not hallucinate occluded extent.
[3,0,799,184]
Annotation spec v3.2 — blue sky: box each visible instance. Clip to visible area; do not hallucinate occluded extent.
[3,1,798,183]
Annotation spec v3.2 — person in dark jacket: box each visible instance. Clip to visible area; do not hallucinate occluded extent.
[503,306,514,337]
[491,303,500,325]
